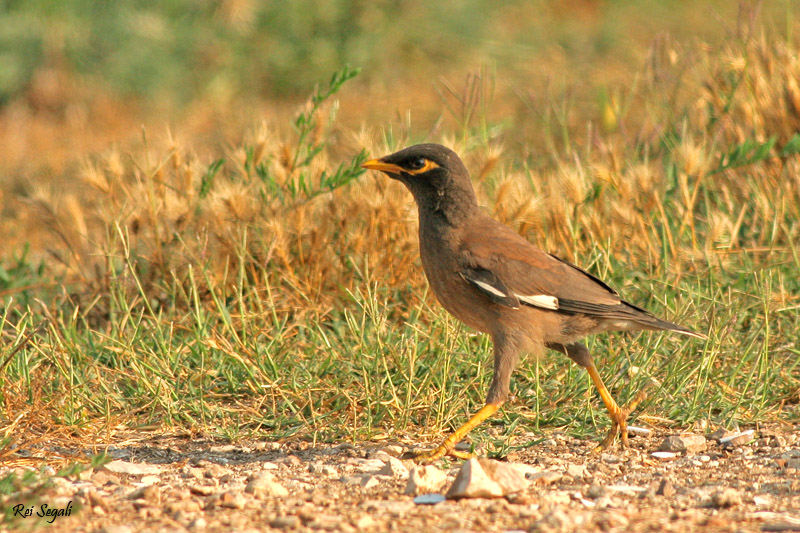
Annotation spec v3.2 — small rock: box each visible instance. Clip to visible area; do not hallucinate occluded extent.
[532,508,573,532]
[341,475,365,486]
[278,455,302,466]
[306,514,343,531]
[606,484,647,496]
[529,471,562,486]
[601,453,622,464]
[361,475,382,489]
[762,516,800,532]
[484,461,530,494]
[587,484,605,499]
[92,471,120,486]
[754,495,771,507]
[413,493,446,505]
[656,478,674,497]
[405,465,447,495]
[710,488,741,508]
[351,458,386,473]
[383,445,404,456]
[166,499,202,513]
[719,429,755,447]
[595,510,630,530]
[627,426,652,437]
[354,515,377,528]
[566,463,588,479]
[378,457,410,478]
[370,451,392,463]
[104,461,163,476]
[246,472,289,498]
[203,463,230,478]
[133,485,162,504]
[188,517,207,530]
[270,516,300,529]
[181,467,204,480]
[446,458,504,499]
[706,428,734,442]
[659,434,707,454]
[651,451,679,460]
[219,491,247,509]
[189,485,215,496]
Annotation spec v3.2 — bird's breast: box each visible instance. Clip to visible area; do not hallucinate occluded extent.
[418,225,493,333]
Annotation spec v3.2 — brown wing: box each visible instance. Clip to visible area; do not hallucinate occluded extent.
[458,217,623,310]
[457,216,706,338]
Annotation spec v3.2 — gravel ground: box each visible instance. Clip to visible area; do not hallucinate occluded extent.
[4,425,800,532]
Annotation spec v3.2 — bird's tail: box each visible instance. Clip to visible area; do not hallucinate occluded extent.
[622,301,707,340]
[632,312,707,340]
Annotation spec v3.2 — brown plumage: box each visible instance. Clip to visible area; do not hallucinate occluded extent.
[362,143,705,461]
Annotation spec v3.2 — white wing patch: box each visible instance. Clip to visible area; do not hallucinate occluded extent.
[516,294,559,310]
[472,279,508,298]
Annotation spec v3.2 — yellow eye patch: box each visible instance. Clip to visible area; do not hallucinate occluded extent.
[406,159,440,175]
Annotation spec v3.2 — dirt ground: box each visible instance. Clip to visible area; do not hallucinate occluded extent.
[4,425,800,532]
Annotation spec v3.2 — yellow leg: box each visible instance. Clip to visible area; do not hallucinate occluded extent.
[405,403,501,462]
[585,363,654,450]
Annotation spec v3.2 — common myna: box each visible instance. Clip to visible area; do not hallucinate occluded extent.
[362,143,705,462]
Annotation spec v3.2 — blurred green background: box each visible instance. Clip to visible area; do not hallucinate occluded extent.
[1,0,781,106]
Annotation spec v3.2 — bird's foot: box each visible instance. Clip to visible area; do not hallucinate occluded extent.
[402,444,473,463]
[593,379,657,452]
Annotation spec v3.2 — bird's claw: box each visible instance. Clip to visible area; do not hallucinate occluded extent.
[402,446,474,463]
[593,379,657,452]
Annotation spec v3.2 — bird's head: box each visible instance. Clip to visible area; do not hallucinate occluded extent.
[362,143,478,222]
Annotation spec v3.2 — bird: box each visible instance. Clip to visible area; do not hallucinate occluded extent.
[361,143,705,462]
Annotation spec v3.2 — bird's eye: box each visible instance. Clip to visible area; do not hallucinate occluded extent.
[408,157,426,170]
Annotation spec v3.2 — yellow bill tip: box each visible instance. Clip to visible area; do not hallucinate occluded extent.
[361,159,405,174]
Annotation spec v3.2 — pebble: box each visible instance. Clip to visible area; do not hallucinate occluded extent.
[270,516,301,529]
[104,461,163,476]
[605,484,647,496]
[627,426,652,437]
[719,429,755,447]
[529,470,562,486]
[354,515,377,528]
[659,434,707,454]
[587,484,605,499]
[219,491,247,509]
[128,485,161,502]
[651,451,679,460]
[761,515,800,531]
[189,485,215,496]
[383,445,404,456]
[656,478,675,497]
[405,465,448,495]
[361,475,383,489]
[565,463,588,479]
[446,458,505,499]
[246,472,289,498]
[188,516,207,530]
[378,456,410,478]
[203,463,230,478]
[710,488,741,508]
[413,493,446,505]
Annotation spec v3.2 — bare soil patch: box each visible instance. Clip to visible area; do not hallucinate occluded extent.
[4,426,800,532]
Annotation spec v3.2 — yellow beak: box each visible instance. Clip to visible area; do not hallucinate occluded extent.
[361,159,405,174]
